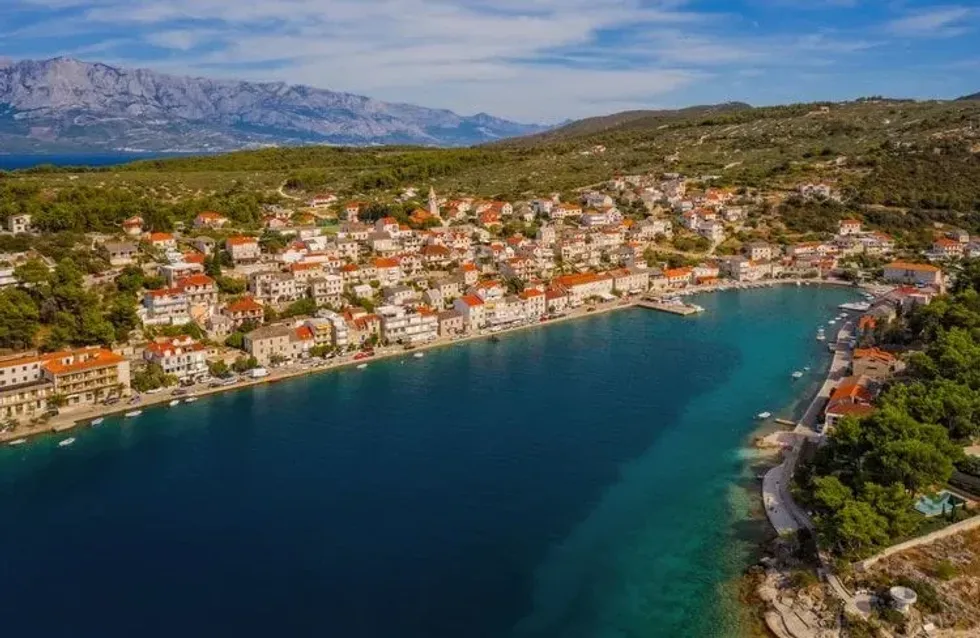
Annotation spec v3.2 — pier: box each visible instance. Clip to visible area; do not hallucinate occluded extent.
[636,299,704,316]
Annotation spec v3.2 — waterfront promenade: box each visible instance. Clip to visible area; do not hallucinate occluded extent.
[763,320,854,536]
[0,277,860,446]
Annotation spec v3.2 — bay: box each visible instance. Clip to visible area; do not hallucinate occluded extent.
[0,286,857,637]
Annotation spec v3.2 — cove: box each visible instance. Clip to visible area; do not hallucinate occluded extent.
[0,286,858,638]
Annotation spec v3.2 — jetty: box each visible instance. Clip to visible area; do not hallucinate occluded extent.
[636,298,704,316]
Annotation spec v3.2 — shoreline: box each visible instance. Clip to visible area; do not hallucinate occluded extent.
[0,277,864,447]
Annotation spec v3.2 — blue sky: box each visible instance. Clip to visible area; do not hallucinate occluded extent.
[2,1,979,122]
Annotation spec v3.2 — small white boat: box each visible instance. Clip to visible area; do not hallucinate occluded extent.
[804,366,811,372]
[90,417,104,426]
[183,397,198,404]
[827,320,836,325]
[8,439,27,447]
[757,412,772,420]
[816,334,826,341]
[413,352,425,359]
[124,410,142,418]
[792,371,804,379]
[168,399,181,407]
[357,363,368,370]
[58,437,76,447]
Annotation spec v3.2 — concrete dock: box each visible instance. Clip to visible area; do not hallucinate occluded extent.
[636,300,703,316]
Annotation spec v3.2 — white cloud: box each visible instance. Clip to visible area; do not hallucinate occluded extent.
[0,0,888,121]
[884,5,978,38]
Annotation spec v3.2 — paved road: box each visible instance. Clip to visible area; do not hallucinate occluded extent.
[763,320,854,536]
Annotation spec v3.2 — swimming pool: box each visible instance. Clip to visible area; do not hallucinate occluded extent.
[915,491,967,517]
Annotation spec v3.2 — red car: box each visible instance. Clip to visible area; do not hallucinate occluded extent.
[353,351,373,361]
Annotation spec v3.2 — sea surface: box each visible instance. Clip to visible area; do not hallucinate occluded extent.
[0,287,858,638]
[0,153,188,171]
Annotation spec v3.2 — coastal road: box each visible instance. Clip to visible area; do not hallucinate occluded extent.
[763,320,854,536]
[762,319,867,618]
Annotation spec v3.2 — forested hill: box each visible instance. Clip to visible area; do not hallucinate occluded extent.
[2,97,980,240]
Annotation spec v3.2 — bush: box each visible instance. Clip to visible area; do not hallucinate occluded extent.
[933,559,957,581]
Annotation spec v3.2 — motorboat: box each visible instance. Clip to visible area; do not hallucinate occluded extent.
[124,410,142,418]
[827,319,836,325]
[413,352,425,359]
[8,439,27,447]
[357,363,368,370]
[757,412,772,420]
[90,417,104,426]
[183,397,198,404]
[58,437,76,447]
[169,399,181,407]
[792,371,804,379]
[816,333,826,341]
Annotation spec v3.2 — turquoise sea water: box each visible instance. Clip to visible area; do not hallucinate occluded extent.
[0,287,857,637]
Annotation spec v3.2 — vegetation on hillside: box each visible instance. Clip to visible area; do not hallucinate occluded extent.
[796,265,980,559]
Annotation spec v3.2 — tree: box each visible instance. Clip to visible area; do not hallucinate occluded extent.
[822,500,890,558]
[0,288,40,349]
[208,360,230,377]
[13,258,51,288]
[114,266,145,295]
[225,332,246,350]
[132,363,178,392]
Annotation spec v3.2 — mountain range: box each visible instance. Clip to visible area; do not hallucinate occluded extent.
[0,58,549,153]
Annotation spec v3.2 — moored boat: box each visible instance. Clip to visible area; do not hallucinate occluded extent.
[58,437,76,447]
[8,439,27,446]
[792,371,804,379]
[169,399,180,407]
[357,363,368,370]
[757,412,772,420]
[183,397,198,404]
[413,352,424,359]
[124,410,142,418]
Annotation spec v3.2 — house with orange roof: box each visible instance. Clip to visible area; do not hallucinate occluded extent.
[663,267,693,289]
[176,274,218,307]
[40,347,130,407]
[883,262,943,289]
[122,216,144,237]
[225,236,261,264]
[194,211,229,229]
[146,232,176,250]
[544,288,570,313]
[143,336,209,382]
[518,288,546,317]
[308,192,338,208]
[372,257,403,286]
[453,294,486,331]
[838,219,862,236]
[852,348,903,380]
[458,263,480,286]
[824,375,876,428]
[143,287,190,326]
[222,296,265,328]
[932,237,963,259]
[553,272,614,304]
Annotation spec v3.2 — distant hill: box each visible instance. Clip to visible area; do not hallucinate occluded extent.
[958,92,980,101]
[0,57,550,153]
[503,102,753,145]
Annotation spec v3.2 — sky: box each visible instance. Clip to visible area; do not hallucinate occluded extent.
[2,0,980,123]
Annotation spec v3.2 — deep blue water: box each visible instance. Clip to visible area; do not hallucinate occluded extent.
[0,153,188,171]
[0,287,858,638]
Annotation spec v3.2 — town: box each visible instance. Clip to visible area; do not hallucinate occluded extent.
[0,172,954,436]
